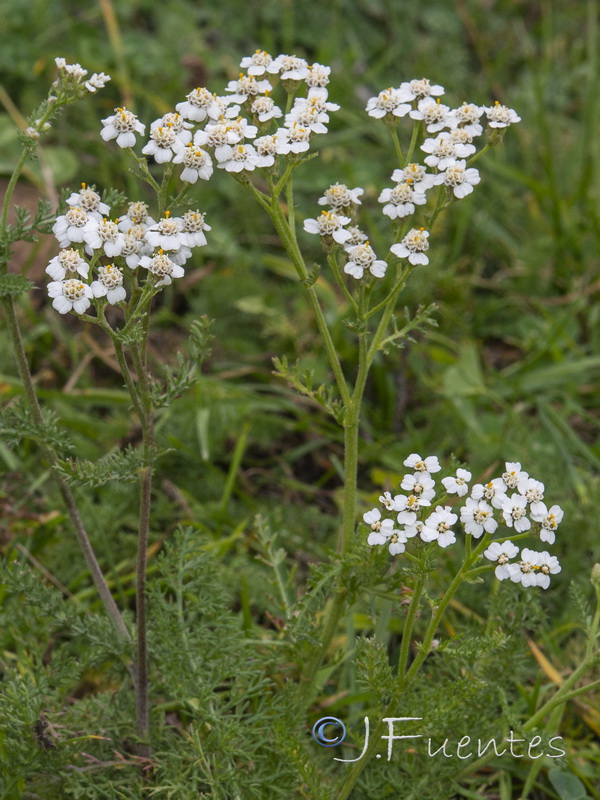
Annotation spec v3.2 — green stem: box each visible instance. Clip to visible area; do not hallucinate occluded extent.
[327,252,358,313]
[390,128,404,167]
[268,200,351,407]
[397,574,425,680]
[405,121,421,165]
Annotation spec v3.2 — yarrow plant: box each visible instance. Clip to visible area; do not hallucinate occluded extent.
[2,49,597,800]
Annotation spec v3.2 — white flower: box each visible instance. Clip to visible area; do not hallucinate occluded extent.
[118,202,155,232]
[66,184,110,219]
[225,73,273,104]
[45,249,89,281]
[173,143,214,183]
[343,242,387,280]
[101,107,146,149]
[392,164,437,192]
[421,506,457,547]
[379,182,427,219]
[403,453,441,473]
[83,218,125,258]
[90,264,126,304]
[484,540,519,580]
[363,508,396,545]
[535,551,561,589]
[85,72,111,93]
[400,472,436,504]
[442,468,472,496]
[433,160,481,198]
[47,278,93,314]
[379,491,396,510]
[421,132,471,170]
[141,122,191,163]
[531,503,563,545]
[240,50,273,76]
[366,88,411,119]
[216,143,259,172]
[287,93,339,131]
[519,478,545,516]
[394,493,432,523]
[250,94,282,122]
[502,494,531,533]
[176,87,226,122]
[484,101,521,128]
[506,550,539,588]
[267,54,310,81]
[387,531,408,556]
[181,210,211,247]
[318,183,364,210]
[460,497,498,537]
[450,102,484,137]
[344,227,369,246]
[146,213,187,251]
[306,63,331,93]
[409,98,452,132]
[398,78,444,102]
[120,226,150,268]
[470,479,507,510]
[448,128,477,155]
[55,58,87,81]
[501,462,528,490]
[390,228,430,266]
[194,123,239,159]
[139,251,185,287]
[53,207,91,247]
[253,134,279,166]
[303,211,351,244]
[281,122,312,153]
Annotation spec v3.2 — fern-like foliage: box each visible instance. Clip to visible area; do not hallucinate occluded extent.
[55,444,168,487]
[0,400,73,457]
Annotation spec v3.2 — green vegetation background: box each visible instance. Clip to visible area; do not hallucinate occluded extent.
[0,0,599,797]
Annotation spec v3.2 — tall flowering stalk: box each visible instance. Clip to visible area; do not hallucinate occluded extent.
[128,53,521,690]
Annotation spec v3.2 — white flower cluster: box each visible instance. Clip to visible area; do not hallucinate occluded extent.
[364,456,562,590]
[46,186,210,313]
[100,51,339,179]
[54,57,111,96]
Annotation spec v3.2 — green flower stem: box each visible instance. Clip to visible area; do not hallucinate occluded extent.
[157,163,174,217]
[127,148,160,195]
[390,128,404,167]
[286,175,297,242]
[405,121,422,166]
[404,536,490,685]
[397,574,426,679]
[523,654,599,732]
[467,143,490,167]
[327,253,358,311]
[110,334,147,424]
[129,338,154,756]
[0,150,28,238]
[268,200,351,408]
[273,162,295,197]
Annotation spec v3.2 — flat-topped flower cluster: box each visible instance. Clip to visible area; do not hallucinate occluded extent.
[97,53,520,292]
[301,77,519,282]
[364,456,562,589]
[46,186,209,314]
[101,51,338,177]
